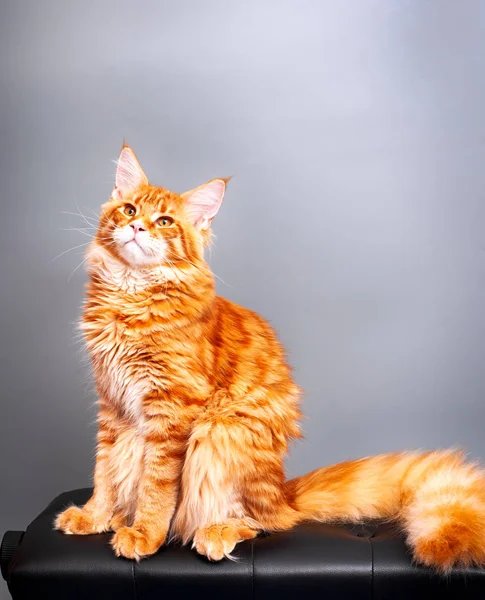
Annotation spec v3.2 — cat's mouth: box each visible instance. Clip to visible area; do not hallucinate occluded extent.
[124,238,145,252]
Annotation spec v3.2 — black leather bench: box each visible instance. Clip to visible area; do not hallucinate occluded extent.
[2,488,485,599]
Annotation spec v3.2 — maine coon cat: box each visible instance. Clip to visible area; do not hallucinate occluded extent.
[55,145,485,572]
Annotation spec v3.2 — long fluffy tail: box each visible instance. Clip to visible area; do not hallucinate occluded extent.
[284,449,485,572]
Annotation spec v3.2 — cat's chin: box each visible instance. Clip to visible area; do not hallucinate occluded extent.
[119,241,157,267]
[87,242,162,274]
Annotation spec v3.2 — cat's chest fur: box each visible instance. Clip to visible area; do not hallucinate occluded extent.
[83,309,207,426]
[82,264,212,424]
[83,316,152,426]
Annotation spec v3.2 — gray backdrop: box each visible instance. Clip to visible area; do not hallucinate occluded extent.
[2,0,485,597]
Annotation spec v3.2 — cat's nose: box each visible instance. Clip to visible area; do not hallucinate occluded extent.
[130,222,146,233]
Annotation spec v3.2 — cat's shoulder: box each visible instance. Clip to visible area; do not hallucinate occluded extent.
[214,295,275,332]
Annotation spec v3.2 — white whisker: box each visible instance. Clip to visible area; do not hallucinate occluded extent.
[61,211,98,225]
[50,242,90,262]
[85,206,101,220]
[68,255,89,281]
[76,202,97,229]
[100,209,118,230]
[61,228,95,239]
[169,250,231,288]
[61,226,95,231]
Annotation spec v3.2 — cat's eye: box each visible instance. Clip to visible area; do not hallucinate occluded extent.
[156,216,173,227]
[123,204,136,216]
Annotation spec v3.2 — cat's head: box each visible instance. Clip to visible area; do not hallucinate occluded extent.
[93,144,228,269]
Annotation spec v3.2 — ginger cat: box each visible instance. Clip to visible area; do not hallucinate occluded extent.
[55,145,485,572]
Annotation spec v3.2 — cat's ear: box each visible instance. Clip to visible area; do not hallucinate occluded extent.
[112,145,148,200]
[181,177,230,230]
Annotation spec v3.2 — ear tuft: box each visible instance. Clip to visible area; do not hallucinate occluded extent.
[113,145,148,199]
[181,178,229,230]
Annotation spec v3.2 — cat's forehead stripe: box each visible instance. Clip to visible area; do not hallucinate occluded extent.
[133,189,179,214]
[135,191,152,205]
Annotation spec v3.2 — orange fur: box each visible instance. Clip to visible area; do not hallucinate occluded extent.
[55,146,485,572]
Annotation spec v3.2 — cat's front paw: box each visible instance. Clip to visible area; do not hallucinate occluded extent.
[111,526,164,561]
[54,506,110,535]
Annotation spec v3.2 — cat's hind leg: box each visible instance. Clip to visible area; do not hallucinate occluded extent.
[170,403,265,558]
[170,390,295,560]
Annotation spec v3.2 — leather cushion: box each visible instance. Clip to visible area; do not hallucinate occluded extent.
[5,488,485,599]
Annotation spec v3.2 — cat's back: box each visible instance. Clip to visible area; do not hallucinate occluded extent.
[213,295,281,346]
[210,295,294,386]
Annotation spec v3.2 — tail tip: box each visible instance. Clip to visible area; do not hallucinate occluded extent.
[413,521,485,573]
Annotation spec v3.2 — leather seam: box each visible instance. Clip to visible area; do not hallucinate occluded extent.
[132,558,138,600]
[7,530,25,584]
[251,537,255,600]
[368,537,374,600]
